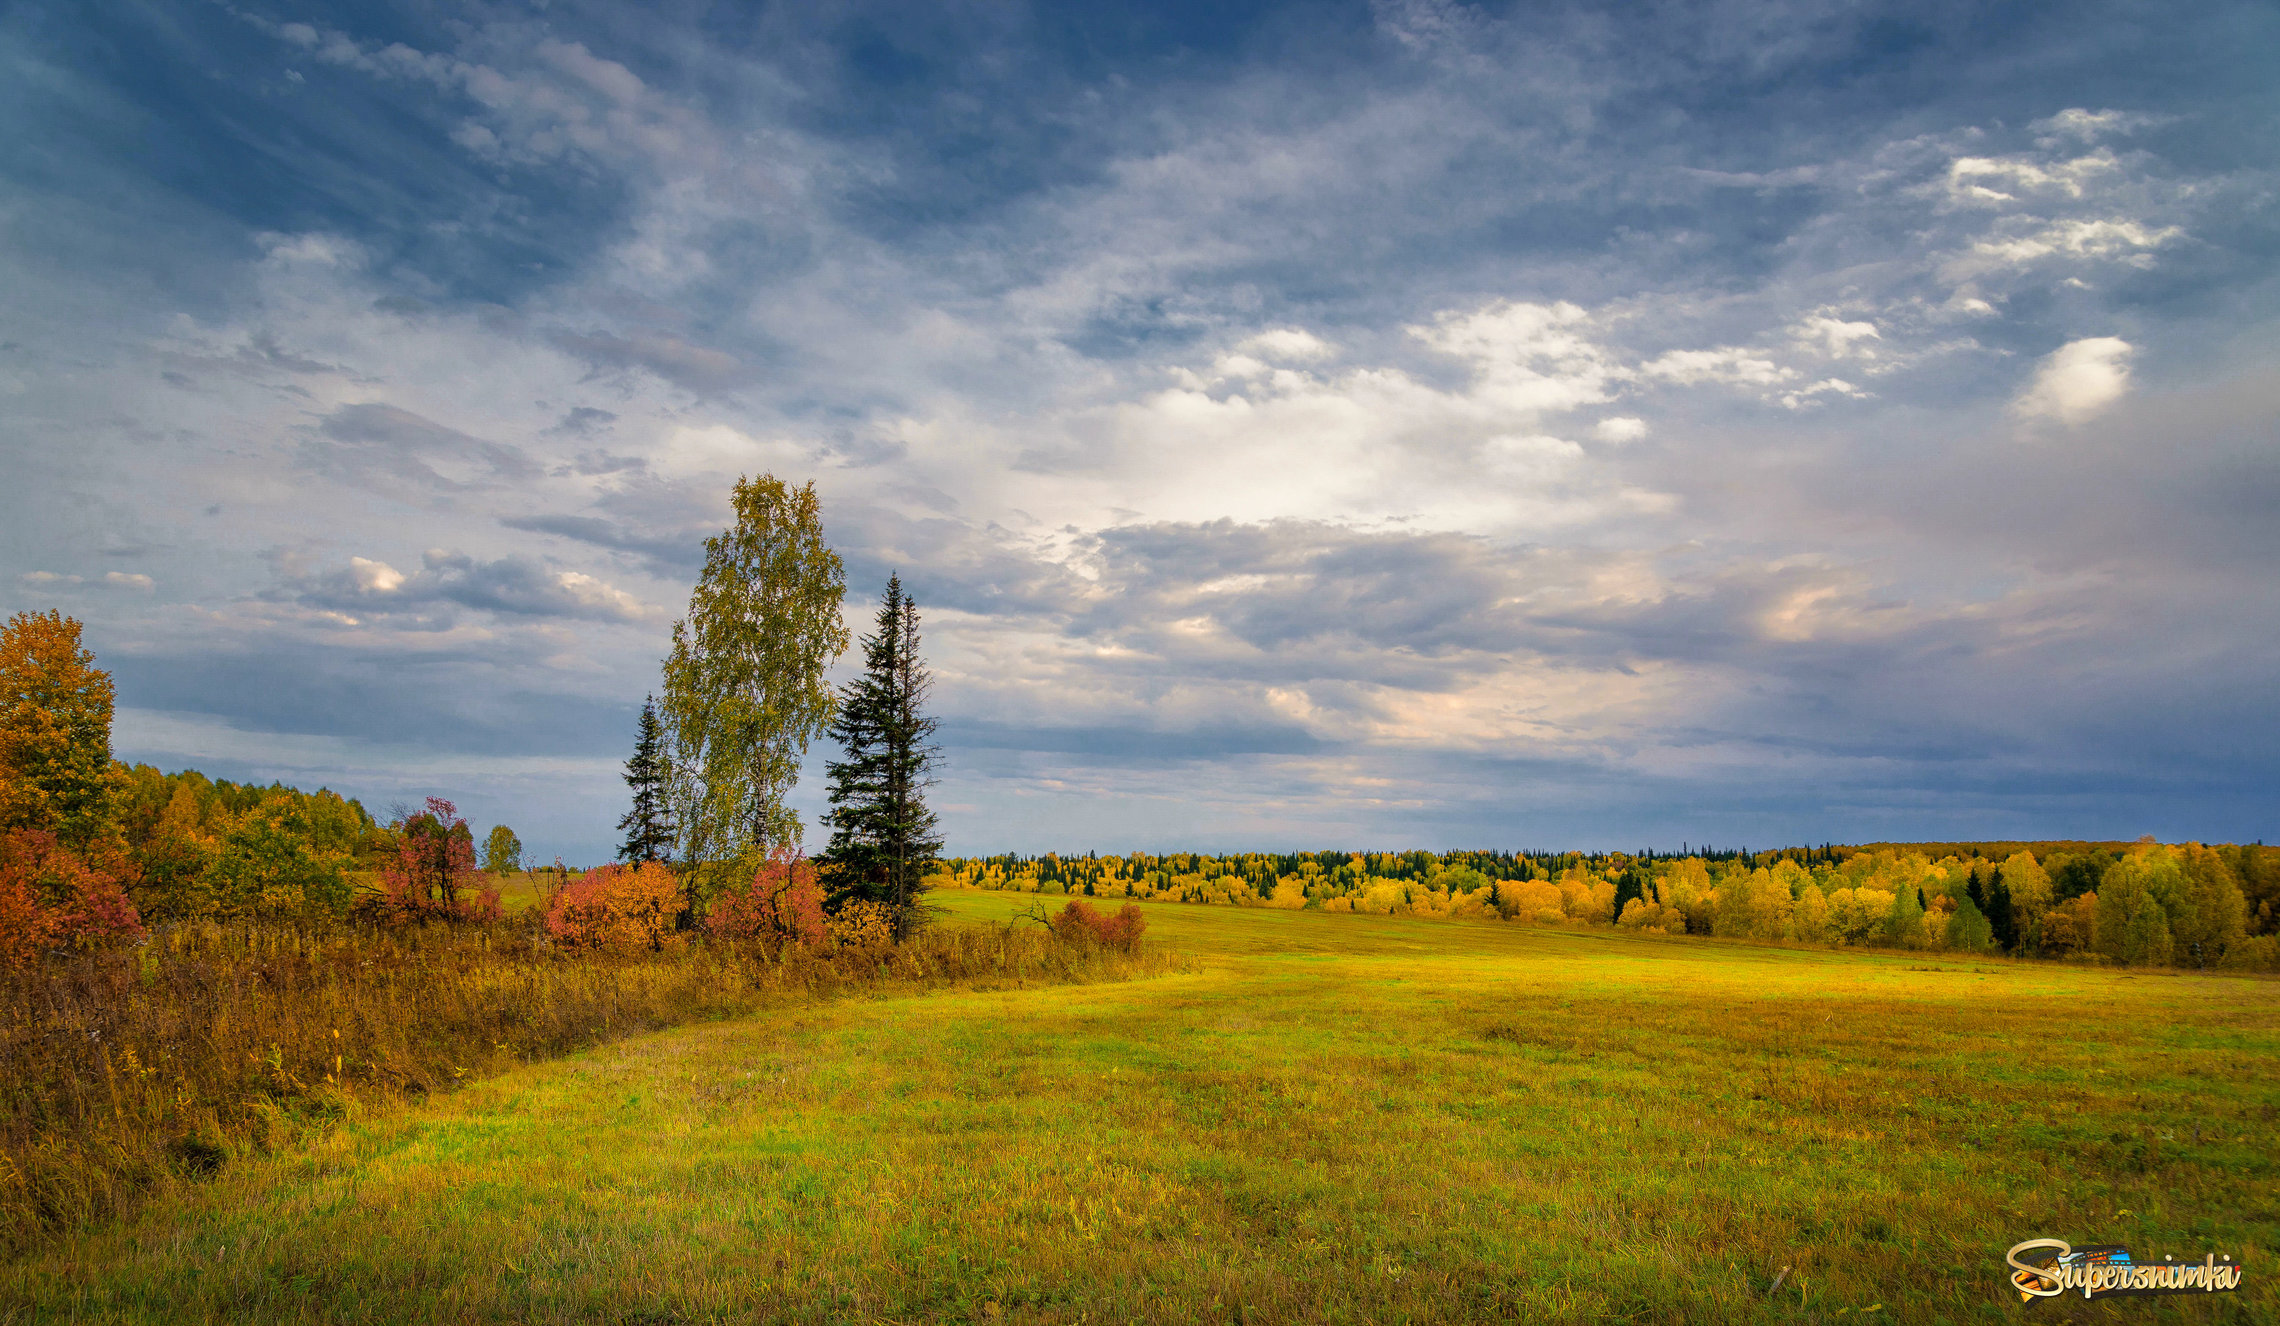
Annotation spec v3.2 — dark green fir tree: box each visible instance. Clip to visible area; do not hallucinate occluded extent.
[820,574,942,934]
[1611,866,1645,920]
[617,695,676,864]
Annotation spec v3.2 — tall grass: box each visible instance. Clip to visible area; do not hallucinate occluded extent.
[0,917,1170,1257]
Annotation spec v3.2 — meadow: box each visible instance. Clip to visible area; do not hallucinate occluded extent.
[5,892,2273,1324]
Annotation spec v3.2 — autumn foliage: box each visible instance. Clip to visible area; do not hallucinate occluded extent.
[0,611,119,851]
[706,846,829,949]
[1051,899,1147,954]
[545,862,686,951]
[0,831,141,968]
[359,798,501,925]
[943,840,2280,970]
[0,612,142,964]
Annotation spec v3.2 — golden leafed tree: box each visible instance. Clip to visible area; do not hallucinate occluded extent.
[661,474,849,886]
[0,611,119,850]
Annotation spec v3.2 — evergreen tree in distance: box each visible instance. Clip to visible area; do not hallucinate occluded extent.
[820,574,942,935]
[617,696,676,864]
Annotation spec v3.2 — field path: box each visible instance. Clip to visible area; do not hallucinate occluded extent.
[9,893,2275,1323]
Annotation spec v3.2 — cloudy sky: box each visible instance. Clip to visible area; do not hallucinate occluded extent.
[4,1,2276,860]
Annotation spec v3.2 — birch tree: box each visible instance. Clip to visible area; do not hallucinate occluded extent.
[660,475,848,896]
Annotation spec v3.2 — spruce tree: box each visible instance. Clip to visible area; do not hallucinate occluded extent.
[820,574,942,934]
[617,696,676,864]
[1611,868,1644,921]
[1982,867,2017,953]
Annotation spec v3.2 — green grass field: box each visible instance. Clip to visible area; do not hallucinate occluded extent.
[6,893,2273,1323]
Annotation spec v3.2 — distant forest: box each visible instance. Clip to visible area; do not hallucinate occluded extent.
[932,840,2280,970]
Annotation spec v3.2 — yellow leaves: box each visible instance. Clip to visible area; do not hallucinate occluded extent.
[1495,878,1564,925]
[0,610,119,850]
[828,900,897,950]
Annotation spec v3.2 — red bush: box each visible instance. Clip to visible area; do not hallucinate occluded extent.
[1050,900,1146,954]
[0,830,141,967]
[359,797,500,925]
[707,846,828,950]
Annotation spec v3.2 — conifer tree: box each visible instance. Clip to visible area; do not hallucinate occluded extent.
[1980,866,2016,952]
[617,696,676,864]
[820,574,941,935]
[1611,867,1644,920]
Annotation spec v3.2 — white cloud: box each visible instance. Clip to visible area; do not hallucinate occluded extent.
[349,557,405,592]
[2012,337,2134,426]
[1411,300,1624,415]
[1777,379,1868,410]
[1790,314,1882,359]
[1945,150,2119,203]
[1592,416,1648,444]
[103,571,155,591]
[1241,328,1334,362]
[1948,218,2180,279]
[2031,108,2165,144]
[1637,346,1792,387]
[553,570,653,621]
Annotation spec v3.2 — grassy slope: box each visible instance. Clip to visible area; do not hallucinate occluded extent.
[6,894,2273,1324]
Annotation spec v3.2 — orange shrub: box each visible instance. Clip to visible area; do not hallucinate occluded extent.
[708,846,828,950]
[828,898,897,950]
[0,830,141,968]
[545,862,686,951]
[1051,899,1147,953]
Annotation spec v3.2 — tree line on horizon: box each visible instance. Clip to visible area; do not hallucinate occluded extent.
[934,839,2280,970]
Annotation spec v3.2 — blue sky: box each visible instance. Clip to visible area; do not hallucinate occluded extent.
[4,0,2276,861]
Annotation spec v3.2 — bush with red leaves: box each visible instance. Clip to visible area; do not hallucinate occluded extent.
[707,845,828,950]
[1050,899,1147,954]
[0,830,141,967]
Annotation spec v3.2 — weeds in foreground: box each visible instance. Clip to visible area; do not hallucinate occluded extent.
[0,917,1171,1256]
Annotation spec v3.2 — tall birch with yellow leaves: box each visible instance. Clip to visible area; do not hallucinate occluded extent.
[660,475,848,902]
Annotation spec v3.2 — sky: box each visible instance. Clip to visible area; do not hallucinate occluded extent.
[3,0,2276,862]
